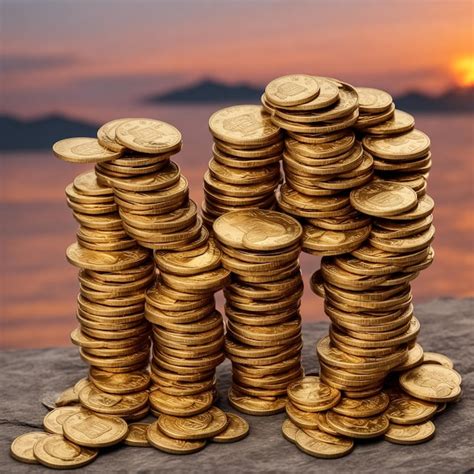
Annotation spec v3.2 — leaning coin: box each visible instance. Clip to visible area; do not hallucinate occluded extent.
[124,423,150,447]
[384,421,435,445]
[211,413,249,443]
[43,406,85,434]
[53,137,122,163]
[295,428,354,459]
[282,418,300,444]
[33,434,98,469]
[422,352,454,369]
[10,432,49,464]
[63,412,128,448]
[147,420,206,454]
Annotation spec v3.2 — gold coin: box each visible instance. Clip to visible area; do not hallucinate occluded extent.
[364,110,415,136]
[149,389,213,416]
[332,392,389,418]
[124,423,150,447]
[53,137,122,164]
[265,74,320,106]
[392,343,424,371]
[146,420,206,454]
[384,421,435,445]
[295,428,354,459]
[356,87,392,113]
[363,129,430,160]
[228,387,286,415]
[213,209,302,251]
[43,406,86,434]
[385,389,437,425]
[208,105,281,146]
[89,368,150,394]
[115,118,181,154]
[399,364,462,402]
[288,376,340,407]
[350,181,418,217]
[97,118,134,152]
[79,382,149,415]
[10,432,50,464]
[158,406,228,440]
[63,411,128,447]
[73,171,113,196]
[211,412,249,443]
[281,418,299,443]
[33,434,98,469]
[54,386,80,407]
[423,352,454,369]
[286,402,320,429]
[326,411,389,439]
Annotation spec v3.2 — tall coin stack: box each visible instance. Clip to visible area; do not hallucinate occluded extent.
[51,136,155,444]
[202,105,284,228]
[213,210,305,415]
[261,75,374,255]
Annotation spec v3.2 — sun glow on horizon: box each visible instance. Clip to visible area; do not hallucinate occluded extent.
[452,55,474,87]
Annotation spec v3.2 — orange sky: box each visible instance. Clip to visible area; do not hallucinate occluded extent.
[1,0,473,119]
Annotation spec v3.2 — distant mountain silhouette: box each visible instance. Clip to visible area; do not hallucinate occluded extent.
[0,114,98,151]
[146,78,474,113]
[144,78,263,104]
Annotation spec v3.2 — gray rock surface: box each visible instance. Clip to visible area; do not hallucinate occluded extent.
[1,298,473,473]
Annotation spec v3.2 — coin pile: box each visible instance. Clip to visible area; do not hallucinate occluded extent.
[146,236,230,418]
[212,209,304,415]
[281,358,462,458]
[202,105,284,228]
[261,74,374,255]
[52,135,156,416]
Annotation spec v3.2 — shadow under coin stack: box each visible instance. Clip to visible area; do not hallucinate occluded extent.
[95,119,204,251]
[261,74,374,256]
[212,209,304,415]
[202,105,283,228]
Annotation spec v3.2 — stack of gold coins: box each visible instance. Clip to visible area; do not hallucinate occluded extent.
[94,118,203,250]
[53,137,154,420]
[145,236,230,418]
[202,105,283,228]
[212,209,304,415]
[353,87,396,132]
[261,75,375,255]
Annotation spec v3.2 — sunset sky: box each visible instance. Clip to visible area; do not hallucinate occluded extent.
[1,0,473,121]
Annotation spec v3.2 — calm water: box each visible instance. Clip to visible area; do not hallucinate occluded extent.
[1,108,473,348]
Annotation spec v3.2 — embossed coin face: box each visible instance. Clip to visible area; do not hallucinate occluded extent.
[146,420,206,454]
[43,406,86,435]
[66,243,149,271]
[89,368,150,395]
[385,389,437,425]
[326,411,389,439]
[115,118,182,154]
[63,411,128,448]
[10,432,50,464]
[399,364,462,402]
[384,421,435,445]
[124,423,150,447]
[363,129,430,160]
[295,428,354,459]
[158,406,228,440]
[356,87,393,113]
[350,181,418,217]
[281,418,299,443]
[97,118,134,152]
[73,171,113,196]
[53,137,122,163]
[211,413,250,443]
[288,376,340,407]
[266,75,320,106]
[213,209,302,251]
[209,105,281,146]
[333,392,389,418]
[33,434,98,469]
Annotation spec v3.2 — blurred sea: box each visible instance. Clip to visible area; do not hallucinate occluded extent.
[1,108,473,348]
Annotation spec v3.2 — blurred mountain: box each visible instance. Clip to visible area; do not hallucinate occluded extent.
[0,114,98,151]
[144,78,263,103]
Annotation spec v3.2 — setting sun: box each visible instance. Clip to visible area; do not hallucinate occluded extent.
[452,55,474,87]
